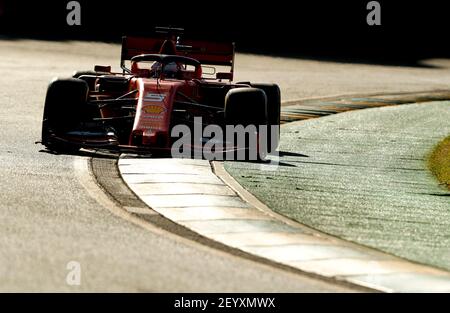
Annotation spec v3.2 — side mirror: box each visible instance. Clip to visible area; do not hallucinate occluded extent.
[216,72,233,81]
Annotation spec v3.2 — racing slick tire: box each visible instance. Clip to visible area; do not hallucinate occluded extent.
[249,83,281,154]
[73,71,111,91]
[41,78,89,153]
[225,87,268,161]
[72,70,99,78]
[72,70,111,78]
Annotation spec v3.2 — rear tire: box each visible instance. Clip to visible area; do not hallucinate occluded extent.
[72,70,109,78]
[249,83,281,154]
[73,71,109,91]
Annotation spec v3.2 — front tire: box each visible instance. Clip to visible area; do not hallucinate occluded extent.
[41,78,89,152]
[224,87,268,161]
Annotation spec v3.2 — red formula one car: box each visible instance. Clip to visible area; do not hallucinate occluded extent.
[41,28,280,159]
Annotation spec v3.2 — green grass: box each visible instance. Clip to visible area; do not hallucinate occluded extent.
[428,136,450,190]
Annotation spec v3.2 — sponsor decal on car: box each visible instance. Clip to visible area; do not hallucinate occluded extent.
[143,104,166,114]
[142,115,164,120]
[144,93,166,102]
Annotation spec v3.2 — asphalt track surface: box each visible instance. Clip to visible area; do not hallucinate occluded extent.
[2,39,450,291]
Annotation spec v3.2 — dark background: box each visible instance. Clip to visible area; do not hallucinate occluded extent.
[0,0,448,63]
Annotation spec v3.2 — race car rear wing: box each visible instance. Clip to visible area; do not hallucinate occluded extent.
[121,36,235,80]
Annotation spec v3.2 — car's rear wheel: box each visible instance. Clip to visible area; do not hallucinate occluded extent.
[73,70,110,91]
[249,83,281,154]
[41,78,89,153]
[224,87,268,161]
[72,70,111,78]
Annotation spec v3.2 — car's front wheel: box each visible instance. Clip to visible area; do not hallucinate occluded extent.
[224,87,268,161]
[41,78,89,153]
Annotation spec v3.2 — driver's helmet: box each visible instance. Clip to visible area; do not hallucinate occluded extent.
[154,40,180,78]
[150,61,179,78]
